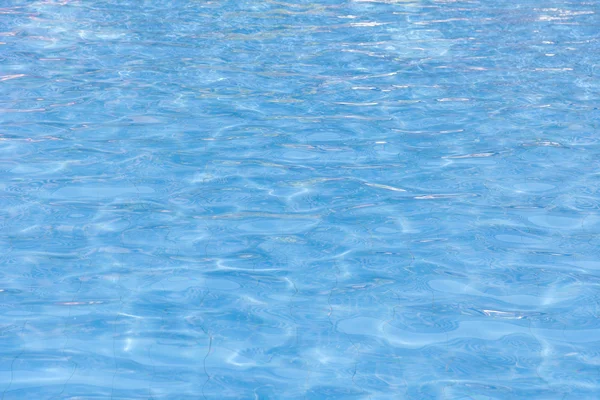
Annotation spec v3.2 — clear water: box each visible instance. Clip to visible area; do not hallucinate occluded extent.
[1,0,599,399]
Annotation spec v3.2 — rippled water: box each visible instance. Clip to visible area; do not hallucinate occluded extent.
[1,0,600,398]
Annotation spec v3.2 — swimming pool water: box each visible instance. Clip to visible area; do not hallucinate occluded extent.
[1,0,600,398]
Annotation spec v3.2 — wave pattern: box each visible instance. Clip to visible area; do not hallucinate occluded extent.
[1,0,600,398]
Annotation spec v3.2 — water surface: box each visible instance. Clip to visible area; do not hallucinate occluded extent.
[1,0,600,399]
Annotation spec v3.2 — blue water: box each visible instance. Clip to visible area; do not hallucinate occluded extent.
[1,0,600,398]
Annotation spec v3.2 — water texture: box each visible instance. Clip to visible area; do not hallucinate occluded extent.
[1,0,600,398]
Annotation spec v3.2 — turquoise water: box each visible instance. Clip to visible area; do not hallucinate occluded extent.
[1,0,600,398]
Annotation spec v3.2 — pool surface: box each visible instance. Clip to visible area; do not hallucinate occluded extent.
[1,0,600,398]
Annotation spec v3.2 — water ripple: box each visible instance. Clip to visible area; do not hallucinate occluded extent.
[1,0,599,399]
